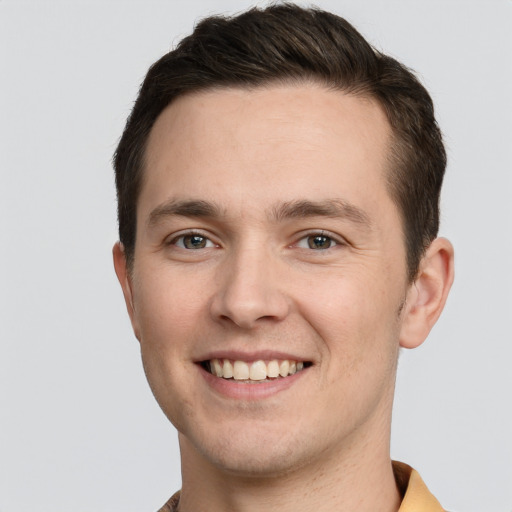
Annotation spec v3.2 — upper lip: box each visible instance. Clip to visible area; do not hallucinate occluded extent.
[195,350,310,363]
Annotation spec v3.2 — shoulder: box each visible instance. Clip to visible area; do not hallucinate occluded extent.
[156,490,180,512]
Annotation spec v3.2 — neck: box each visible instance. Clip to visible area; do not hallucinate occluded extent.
[177,426,401,512]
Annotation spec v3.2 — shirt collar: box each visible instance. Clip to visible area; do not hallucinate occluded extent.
[394,461,445,512]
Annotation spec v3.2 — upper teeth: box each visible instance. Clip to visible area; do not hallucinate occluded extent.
[209,359,305,380]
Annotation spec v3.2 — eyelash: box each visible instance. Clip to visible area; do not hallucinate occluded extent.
[167,230,344,251]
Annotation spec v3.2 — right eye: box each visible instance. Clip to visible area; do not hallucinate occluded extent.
[172,233,215,250]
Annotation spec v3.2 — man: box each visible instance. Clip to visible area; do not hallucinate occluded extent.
[113,4,454,511]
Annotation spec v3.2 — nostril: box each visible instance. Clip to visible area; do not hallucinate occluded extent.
[209,272,290,329]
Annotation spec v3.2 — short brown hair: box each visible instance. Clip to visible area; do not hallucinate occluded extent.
[114,3,446,281]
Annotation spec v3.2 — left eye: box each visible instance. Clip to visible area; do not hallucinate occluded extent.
[296,234,338,250]
[174,234,215,249]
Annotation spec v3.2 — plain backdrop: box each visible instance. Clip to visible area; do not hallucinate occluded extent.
[1,1,511,511]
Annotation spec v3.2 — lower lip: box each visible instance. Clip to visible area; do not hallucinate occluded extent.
[198,364,307,400]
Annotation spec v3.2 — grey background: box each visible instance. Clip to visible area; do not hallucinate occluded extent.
[1,1,511,511]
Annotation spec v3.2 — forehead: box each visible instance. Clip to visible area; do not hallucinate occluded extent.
[141,83,394,221]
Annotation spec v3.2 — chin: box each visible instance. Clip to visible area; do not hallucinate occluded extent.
[180,424,315,479]
[210,446,310,478]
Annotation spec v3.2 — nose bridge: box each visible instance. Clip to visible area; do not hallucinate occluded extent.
[211,236,289,328]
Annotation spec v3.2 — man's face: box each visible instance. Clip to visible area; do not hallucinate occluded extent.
[118,84,413,476]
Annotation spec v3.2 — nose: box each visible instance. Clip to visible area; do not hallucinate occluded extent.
[210,242,290,329]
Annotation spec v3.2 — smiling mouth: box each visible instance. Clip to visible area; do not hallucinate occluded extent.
[201,359,312,382]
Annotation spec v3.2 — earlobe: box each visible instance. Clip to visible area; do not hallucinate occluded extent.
[113,242,141,341]
[399,237,454,349]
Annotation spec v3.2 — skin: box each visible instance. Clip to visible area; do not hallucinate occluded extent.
[114,83,454,512]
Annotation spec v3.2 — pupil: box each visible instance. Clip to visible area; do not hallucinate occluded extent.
[185,235,206,249]
[309,235,330,249]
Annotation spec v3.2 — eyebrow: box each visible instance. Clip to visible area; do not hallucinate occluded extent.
[148,199,224,227]
[269,199,372,229]
[147,197,372,229]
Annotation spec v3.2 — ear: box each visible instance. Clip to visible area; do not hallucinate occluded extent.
[399,237,454,349]
[113,242,141,341]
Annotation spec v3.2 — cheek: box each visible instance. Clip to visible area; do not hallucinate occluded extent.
[296,267,402,363]
[133,265,210,345]
[132,267,208,425]
[294,274,401,432]
[297,269,385,327]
